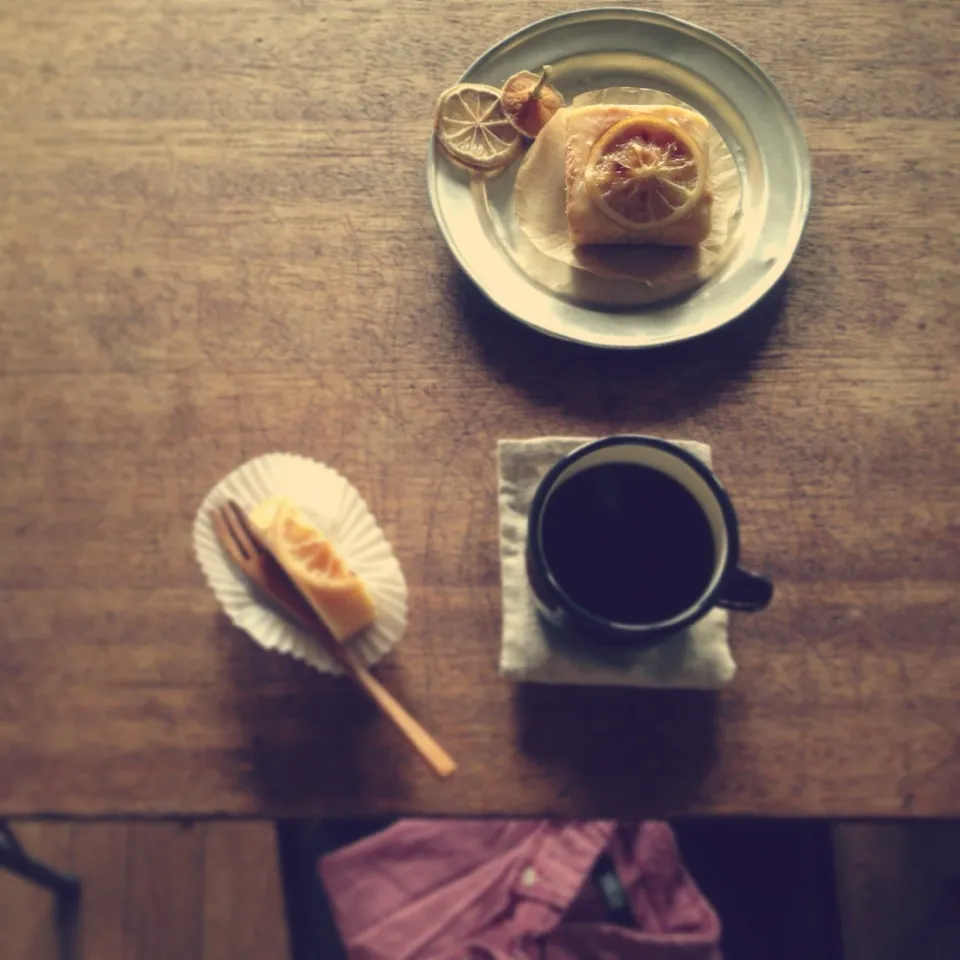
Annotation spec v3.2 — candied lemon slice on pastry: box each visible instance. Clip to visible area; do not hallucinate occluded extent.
[584,114,704,231]
[249,496,376,642]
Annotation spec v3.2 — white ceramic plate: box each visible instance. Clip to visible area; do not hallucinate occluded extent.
[427,7,811,349]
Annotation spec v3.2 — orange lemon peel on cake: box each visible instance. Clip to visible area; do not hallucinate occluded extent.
[583,114,705,233]
[500,66,564,138]
[249,496,376,642]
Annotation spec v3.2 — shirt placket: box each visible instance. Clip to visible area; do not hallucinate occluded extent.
[497,821,617,958]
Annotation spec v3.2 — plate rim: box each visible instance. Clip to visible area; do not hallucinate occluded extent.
[426,6,812,350]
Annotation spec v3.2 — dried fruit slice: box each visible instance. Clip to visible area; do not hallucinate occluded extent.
[500,66,564,138]
[249,496,376,642]
[434,83,522,171]
[584,115,704,231]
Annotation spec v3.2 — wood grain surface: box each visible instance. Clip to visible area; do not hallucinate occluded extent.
[0,0,957,817]
[0,821,289,959]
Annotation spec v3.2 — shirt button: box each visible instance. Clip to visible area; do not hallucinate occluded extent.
[520,866,537,887]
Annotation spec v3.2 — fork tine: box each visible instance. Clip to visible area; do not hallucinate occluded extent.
[220,502,257,560]
[212,504,248,563]
[225,500,260,557]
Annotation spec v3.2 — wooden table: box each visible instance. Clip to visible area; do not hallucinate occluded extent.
[1,0,957,819]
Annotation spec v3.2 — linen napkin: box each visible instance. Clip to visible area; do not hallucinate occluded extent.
[497,438,736,689]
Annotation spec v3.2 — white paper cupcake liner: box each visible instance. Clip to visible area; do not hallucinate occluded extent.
[192,452,407,675]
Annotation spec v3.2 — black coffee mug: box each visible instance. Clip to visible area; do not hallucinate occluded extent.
[526,436,773,645]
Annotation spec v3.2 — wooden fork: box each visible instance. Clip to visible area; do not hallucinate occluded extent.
[211,500,457,779]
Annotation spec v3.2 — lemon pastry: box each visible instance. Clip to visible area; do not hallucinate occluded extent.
[249,496,376,642]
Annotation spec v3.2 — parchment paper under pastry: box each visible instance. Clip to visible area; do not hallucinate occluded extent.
[512,87,742,307]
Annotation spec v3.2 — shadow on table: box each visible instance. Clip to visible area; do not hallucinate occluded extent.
[454,269,788,426]
[514,684,718,816]
[218,615,411,814]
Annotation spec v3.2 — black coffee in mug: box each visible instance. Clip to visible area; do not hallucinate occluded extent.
[526,436,773,645]
[541,462,715,625]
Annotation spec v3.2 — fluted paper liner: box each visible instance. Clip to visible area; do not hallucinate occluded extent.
[193,453,407,675]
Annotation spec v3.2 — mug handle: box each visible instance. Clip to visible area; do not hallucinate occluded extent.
[718,567,774,611]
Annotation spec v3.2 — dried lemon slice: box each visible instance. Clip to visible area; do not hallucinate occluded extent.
[585,115,704,231]
[434,83,522,171]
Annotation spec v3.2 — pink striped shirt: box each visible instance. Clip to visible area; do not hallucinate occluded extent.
[318,820,722,960]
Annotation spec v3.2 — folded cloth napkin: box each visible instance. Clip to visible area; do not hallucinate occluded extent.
[497,438,736,689]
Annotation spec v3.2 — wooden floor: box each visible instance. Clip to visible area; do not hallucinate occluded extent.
[1,822,288,960]
[2,821,958,959]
